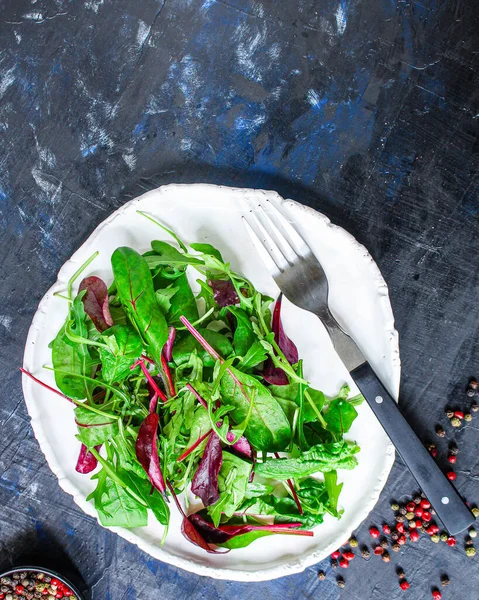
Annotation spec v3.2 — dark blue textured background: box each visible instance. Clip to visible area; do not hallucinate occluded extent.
[1,0,478,598]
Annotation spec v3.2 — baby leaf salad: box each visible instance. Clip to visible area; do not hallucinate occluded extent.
[23,218,363,553]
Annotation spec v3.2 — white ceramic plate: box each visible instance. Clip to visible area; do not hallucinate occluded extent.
[22,184,400,581]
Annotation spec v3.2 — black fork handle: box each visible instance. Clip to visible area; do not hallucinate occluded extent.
[351,362,474,535]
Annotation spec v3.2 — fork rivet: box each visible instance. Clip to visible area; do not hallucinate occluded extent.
[375,396,383,404]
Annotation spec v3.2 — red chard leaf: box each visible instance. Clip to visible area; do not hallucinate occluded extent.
[191,433,223,506]
[208,279,239,307]
[272,293,298,364]
[226,431,252,459]
[75,443,101,474]
[188,514,231,544]
[163,327,176,362]
[261,359,289,386]
[135,413,167,498]
[78,276,114,332]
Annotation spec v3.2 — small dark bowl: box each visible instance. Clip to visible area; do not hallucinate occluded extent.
[0,565,85,599]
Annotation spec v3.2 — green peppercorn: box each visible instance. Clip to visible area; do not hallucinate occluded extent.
[406,512,415,520]
[440,533,448,542]
[451,417,461,428]
[465,413,472,422]
[349,537,358,547]
[391,502,400,511]
[469,528,477,539]
[472,507,479,518]
[431,534,440,543]
[466,547,476,557]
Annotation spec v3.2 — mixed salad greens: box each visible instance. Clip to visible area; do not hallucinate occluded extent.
[24,215,363,552]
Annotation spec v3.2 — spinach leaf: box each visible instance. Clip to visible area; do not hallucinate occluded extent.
[220,530,274,549]
[51,295,93,399]
[255,441,359,480]
[189,242,224,262]
[173,329,232,368]
[268,382,298,402]
[324,398,358,435]
[303,388,326,423]
[122,470,169,526]
[75,405,119,446]
[88,468,148,528]
[158,272,199,325]
[228,307,256,357]
[245,482,275,499]
[208,452,252,527]
[111,247,168,360]
[98,325,143,384]
[220,367,291,451]
[155,285,179,313]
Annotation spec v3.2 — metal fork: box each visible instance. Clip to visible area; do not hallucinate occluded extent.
[243,198,474,535]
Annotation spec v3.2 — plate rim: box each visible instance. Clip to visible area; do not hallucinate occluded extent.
[22,183,399,581]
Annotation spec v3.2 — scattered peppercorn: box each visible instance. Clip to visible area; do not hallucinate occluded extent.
[441,575,450,586]
[382,524,391,534]
[349,536,358,547]
[465,413,472,422]
[432,589,442,600]
[440,533,448,542]
[447,536,456,547]
[331,550,340,559]
[465,537,473,546]
[454,410,464,419]
[435,425,446,437]
[337,577,345,589]
[469,528,477,539]
[423,511,432,521]
[468,379,478,392]
[413,495,421,504]
[361,547,370,559]
[391,531,399,541]
[391,502,400,511]
[369,527,380,538]
[472,507,479,518]
[399,581,410,590]
[382,551,391,562]
[406,502,415,512]
[373,546,384,556]
[396,523,405,533]
[392,543,400,552]
[397,569,406,579]
[448,454,457,464]
[331,560,338,569]
[421,499,431,509]
[406,512,415,520]
[410,530,420,542]
[343,551,355,561]
[399,507,407,516]
[431,534,440,543]
[450,417,461,428]
[339,558,349,568]
[398,535,407,545]
[446,471,456,481]
[379,539,388,549]
[409,520,417,529]
[466,547,476,557]
[446,410,454,419]
[317,571,326,581]
[471,402,479,412]
[396,515,405,523]
[449,443,459,455]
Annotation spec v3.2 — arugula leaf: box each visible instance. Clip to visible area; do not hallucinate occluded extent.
[150,240,204,266]
[51,295,93,399]
[324,471,343,515]
[303,388,326,423]
[99,325,143,384]
[239,341,268,370]
[208,452,252,527]
[255,442,359,480]
[324,398,358,435]
[111,247,168,360]
[220,367,292,451]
